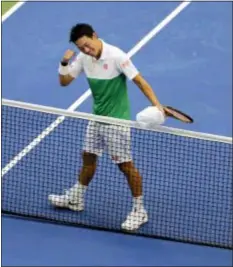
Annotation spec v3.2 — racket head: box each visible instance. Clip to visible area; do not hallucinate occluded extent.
[164,106,194,123]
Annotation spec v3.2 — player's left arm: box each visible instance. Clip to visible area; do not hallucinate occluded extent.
[117,53,164,113]
[132,74,163,111]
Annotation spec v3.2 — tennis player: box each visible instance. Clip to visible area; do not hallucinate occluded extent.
[49,23,164,231]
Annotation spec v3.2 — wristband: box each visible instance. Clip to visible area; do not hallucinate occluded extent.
[58,62,70,75]
[61,61,68,66]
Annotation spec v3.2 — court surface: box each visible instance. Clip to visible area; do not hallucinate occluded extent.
[2,1,232,266]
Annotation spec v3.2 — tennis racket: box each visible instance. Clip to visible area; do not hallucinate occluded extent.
[164,106,194,123]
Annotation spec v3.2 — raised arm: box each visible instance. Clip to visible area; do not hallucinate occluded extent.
[58,50,83,86]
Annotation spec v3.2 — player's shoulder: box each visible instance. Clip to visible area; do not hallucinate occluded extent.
[104,41,127,59]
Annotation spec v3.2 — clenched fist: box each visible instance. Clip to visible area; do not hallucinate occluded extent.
[62,49,76,63]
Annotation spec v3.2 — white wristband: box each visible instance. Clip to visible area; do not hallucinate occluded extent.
[58,63,70,75]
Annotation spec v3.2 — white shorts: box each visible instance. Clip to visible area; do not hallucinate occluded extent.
[83,121,132,164]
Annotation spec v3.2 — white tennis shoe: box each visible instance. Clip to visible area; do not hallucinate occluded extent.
[121,208,148,231]
[48,190,84,211]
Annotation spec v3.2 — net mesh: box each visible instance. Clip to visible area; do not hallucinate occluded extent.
[1,99,232,249]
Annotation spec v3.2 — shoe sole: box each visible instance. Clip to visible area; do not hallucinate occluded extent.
[48,199,84,212]
[68,205,84,212]
[50,204,84,212]
[121,215,148,232]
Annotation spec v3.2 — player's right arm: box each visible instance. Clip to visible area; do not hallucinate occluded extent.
[58,49,83,86]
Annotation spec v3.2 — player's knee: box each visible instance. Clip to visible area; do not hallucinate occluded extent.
[82,151,97,167]
[118,161,134,173]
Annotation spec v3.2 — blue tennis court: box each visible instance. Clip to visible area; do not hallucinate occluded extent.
[2,1,232,266]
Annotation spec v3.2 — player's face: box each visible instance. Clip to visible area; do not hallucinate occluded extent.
[75,35,100,58]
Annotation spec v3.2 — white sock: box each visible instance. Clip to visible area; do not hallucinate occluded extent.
[69,182,87,202]
[133,195,144,211]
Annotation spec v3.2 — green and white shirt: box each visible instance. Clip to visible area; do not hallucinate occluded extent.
[69,40,139,120]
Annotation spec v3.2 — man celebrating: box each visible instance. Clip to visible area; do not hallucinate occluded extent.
[49,23,164,231]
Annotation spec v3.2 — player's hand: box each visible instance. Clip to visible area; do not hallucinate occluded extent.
[62,49,76,63]
[156,103,166,117]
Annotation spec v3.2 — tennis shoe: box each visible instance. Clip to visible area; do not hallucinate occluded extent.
[121,208,148,231]
[48,190,84,211]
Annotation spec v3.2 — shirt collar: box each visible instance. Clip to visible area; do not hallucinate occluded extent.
[98,39,108,61]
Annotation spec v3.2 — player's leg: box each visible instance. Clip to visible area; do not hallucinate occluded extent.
[117,160,148,231]
[48,121,102,211]
[104,124,148,231]
[78,151,97,186]
[118,160,143,204]
[66,151,98,209]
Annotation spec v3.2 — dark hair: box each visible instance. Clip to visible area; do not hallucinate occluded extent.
[69,23,95,43]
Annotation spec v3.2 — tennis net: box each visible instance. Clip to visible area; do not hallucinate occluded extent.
[1,99,232,249]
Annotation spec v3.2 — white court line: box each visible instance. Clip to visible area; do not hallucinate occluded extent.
[2,1,27,22]
[1,1,192,177]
